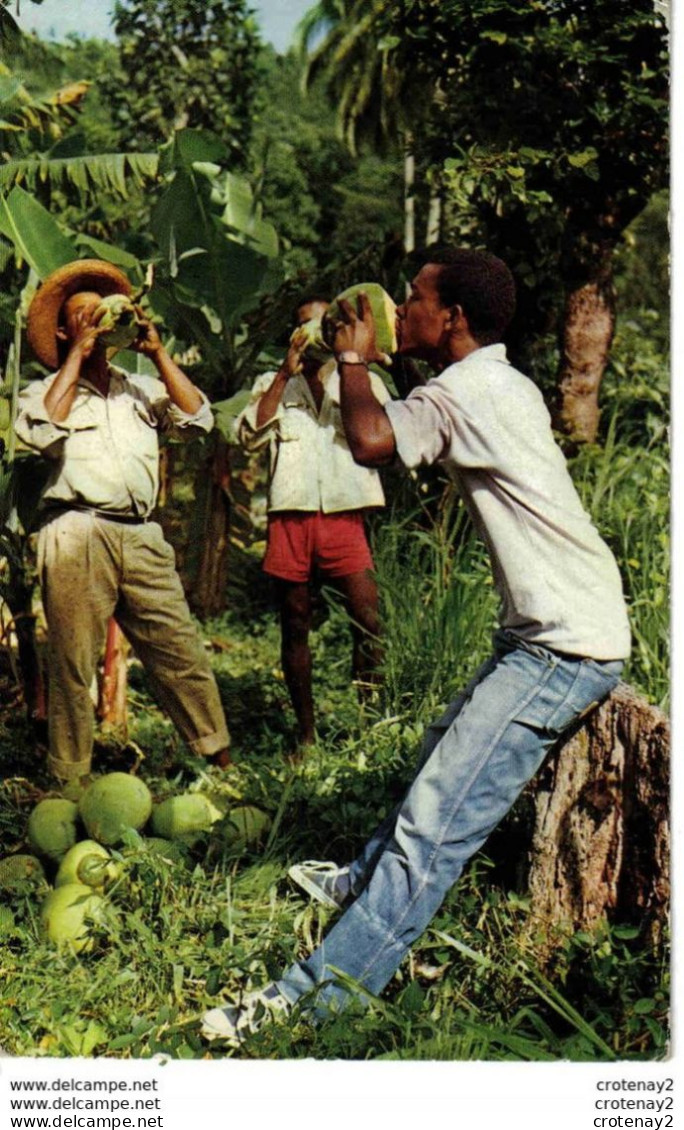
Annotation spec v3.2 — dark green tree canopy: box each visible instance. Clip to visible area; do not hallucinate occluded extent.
[110,0,262,164]
[382,0,668,350]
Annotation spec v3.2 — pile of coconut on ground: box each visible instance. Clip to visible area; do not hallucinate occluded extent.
[0,773,271,951]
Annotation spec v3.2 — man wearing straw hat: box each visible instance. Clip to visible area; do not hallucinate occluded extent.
[16,258,231,782]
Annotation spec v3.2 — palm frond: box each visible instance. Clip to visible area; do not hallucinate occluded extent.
[0,4,20,50]
[295,0,349,56]
[0,63,86,138]
[299,0,405,153]
[0,152,160,199]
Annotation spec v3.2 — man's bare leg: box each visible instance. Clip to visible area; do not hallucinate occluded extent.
[275,579,316,749]
[334,569,382,698]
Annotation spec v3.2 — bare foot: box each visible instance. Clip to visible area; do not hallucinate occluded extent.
[287,735,317,766]
[209,748,232,769]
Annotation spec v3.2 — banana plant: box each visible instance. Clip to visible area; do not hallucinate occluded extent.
[146,128,284,613]
[148,128,282,390]
[0,128,287,624]
[0,276,49,724]
[0,150,159,199]
[0,61,90,136]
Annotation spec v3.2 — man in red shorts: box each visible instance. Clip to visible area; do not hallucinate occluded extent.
[238,298,390,752]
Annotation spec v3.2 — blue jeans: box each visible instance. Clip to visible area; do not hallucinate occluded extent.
[277,631,623,1013]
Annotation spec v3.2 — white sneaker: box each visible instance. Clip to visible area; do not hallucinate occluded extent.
[288,860,350,910]
[201,984,290,1046]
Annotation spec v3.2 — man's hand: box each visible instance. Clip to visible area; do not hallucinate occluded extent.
[330,293,389,367]
[68,305,105,361]
[46,304,106,421]
[131,309,164,358]
[255,336,302,428]
[284,329,306,376]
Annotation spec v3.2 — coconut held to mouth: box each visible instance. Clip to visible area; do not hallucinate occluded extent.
[94,294,146,350]
[323,282,398,360]
[290,282,398,369]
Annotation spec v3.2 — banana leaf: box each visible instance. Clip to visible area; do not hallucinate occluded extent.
[0,185,76,277]
[150,130,282,356]
[212,389,252,444]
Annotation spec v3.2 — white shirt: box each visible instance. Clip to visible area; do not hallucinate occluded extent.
[385,345,631,660]
[15,365,214,518]
[238,363,389,514]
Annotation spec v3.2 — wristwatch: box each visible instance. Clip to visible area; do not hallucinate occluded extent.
[337,350,367,365]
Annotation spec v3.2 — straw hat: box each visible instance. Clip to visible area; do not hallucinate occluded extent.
[27,259,132,369]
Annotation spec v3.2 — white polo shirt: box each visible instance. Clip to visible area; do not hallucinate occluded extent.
[385,345,631,660]
[238,363,389,514]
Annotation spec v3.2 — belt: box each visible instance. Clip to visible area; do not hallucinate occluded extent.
[43,506,150,525]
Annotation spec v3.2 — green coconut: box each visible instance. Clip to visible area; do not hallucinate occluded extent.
[40,883,107,953]
[150,793,223,845]
[94,294,143,350]
[290,315,332,365]
[55,840,119,891]
[0,853,46,894]
[323,282,398,357]
[221,805,272,849]
[78,773,152,846]
[27,798,80,863]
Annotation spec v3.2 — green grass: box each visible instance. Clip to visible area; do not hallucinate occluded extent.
[568,420,669,709]
[0,785,668,1059]
[0,567,669,1059]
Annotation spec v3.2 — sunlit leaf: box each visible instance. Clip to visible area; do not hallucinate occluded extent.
[0,186,76,277]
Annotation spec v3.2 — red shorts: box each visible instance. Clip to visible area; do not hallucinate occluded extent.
[263,511,374,583]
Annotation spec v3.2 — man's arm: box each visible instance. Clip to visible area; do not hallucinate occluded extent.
[332,293,396,467]
[255,334,303,428]
[134,314,203,415]
[44,308,101,422]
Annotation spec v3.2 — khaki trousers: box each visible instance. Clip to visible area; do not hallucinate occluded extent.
[37,510,230,780]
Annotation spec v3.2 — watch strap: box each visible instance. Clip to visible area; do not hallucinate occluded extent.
[338,350,367,365]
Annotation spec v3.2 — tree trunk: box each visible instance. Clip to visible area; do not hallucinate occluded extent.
[191,437,232,617]
[554,251,616,444]
[2,540,46,725]
[7,601,45,724]
[404,131,415,257]
[528,684,669,947]
[425,188,442,246]
[98,618,130,732]
[157,445,174,510]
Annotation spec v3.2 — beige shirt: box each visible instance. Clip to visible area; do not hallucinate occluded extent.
[15,365,214,518]
[238,363,389,513]
[385,345,631,660]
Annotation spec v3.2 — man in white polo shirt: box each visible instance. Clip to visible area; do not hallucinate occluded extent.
[202,247,630,1044]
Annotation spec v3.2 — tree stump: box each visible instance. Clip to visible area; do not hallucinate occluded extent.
[528,683,669,945]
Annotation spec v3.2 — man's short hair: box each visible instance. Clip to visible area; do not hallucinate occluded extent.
[292,295,330,323]
[421,247,516,345]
